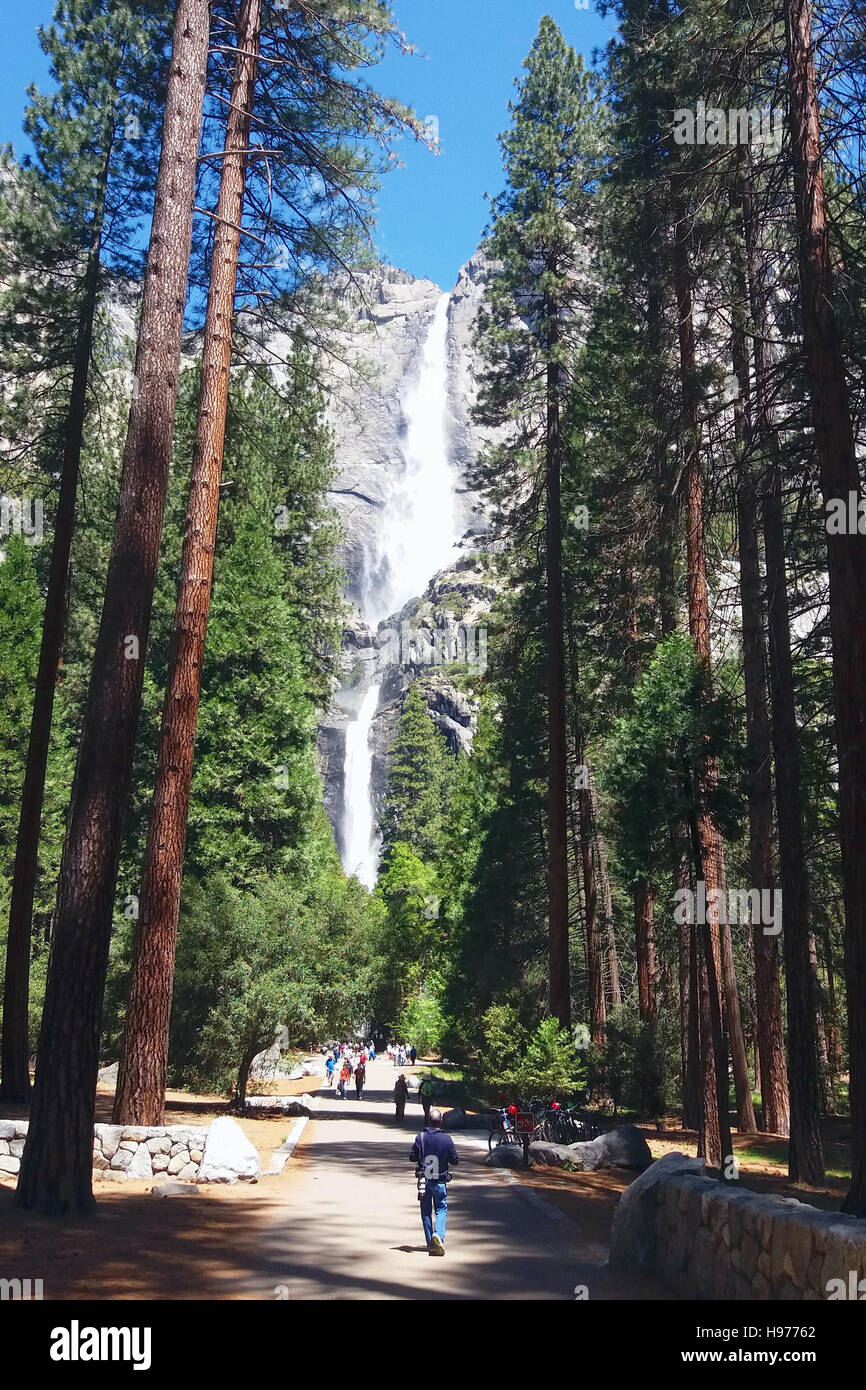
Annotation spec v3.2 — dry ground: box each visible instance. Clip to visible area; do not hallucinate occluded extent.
[0,1074,318,1299]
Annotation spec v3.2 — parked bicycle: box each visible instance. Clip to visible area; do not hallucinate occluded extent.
[488,1104,523,1154]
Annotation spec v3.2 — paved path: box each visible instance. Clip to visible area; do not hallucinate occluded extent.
[241,1057,636,1300]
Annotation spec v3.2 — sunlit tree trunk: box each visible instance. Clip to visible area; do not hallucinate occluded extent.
[15,0,210,1216]
[114,0,263,1127]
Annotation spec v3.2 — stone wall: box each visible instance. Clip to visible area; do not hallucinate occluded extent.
[93,1124,208,1182]
[0,1120,26,1176]
[610,1152,866,1300]
[0,1116,259,1185]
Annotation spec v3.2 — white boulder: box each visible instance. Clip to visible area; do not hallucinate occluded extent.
[198,1116,260,1184]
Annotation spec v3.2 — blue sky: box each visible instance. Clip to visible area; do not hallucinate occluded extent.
[0,1,614,290]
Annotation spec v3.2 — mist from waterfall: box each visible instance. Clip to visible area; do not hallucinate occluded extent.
[339,291,461,888]
[341,682,382,889]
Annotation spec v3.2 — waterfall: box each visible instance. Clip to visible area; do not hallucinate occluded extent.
[341,682,382,889]
[339,291,460,887]
[364,291,459,626]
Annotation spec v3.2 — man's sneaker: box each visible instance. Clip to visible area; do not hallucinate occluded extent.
[430,1235,445,1256]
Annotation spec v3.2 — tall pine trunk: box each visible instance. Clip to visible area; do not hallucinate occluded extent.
[739,153,824,1177]
[113,0,262,1129]
[0,132,115,1102]
[785,0,866,1211]
[674,202,733,1171]
[635,880,656,1024]
[546,291,570,1028]
[764,458,826,1180]
[675,831,701,1129]
[731,338,790,1136]
[578,756,605,1046]
[15,0,210,1216]
[589,770,621,1006]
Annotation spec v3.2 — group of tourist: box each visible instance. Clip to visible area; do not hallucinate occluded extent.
[323,1041,375,1100]
[319,1038,423,1111]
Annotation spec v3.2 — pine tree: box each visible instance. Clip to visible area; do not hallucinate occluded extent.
[474,17,604,1028]
[0,0,171,1103]
[113,0,264,1129]
[380,682,454,865]
[16,0,211,1216]
[0,540,50,881]
[784,0,866,1213]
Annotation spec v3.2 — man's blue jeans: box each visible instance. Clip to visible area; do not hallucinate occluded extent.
[420,1179,448,1247]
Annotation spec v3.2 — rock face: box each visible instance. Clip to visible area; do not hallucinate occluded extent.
[321,259,491,610]
[320,554,499,855]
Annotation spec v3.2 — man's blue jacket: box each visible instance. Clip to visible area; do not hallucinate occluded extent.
[410,1127,459,1181]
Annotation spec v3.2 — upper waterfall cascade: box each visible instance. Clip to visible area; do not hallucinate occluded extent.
[360,292,460,626]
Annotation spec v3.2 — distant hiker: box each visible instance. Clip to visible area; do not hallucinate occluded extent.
[418,1075,435,1124]
[355,1061,366,1100]
[394,1073,409,1123]
[387,1044,394,1065]
[409,1045,417,1065]
[410,1108,459,1257]
[333,1044,340,1062]
[325,1055,335,1086]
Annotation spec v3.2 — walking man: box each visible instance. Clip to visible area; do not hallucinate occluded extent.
[418,1075,435,1125]
[410,1108,458,1256]
[355,1060,366,1101]
[394,1072,408,1123]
